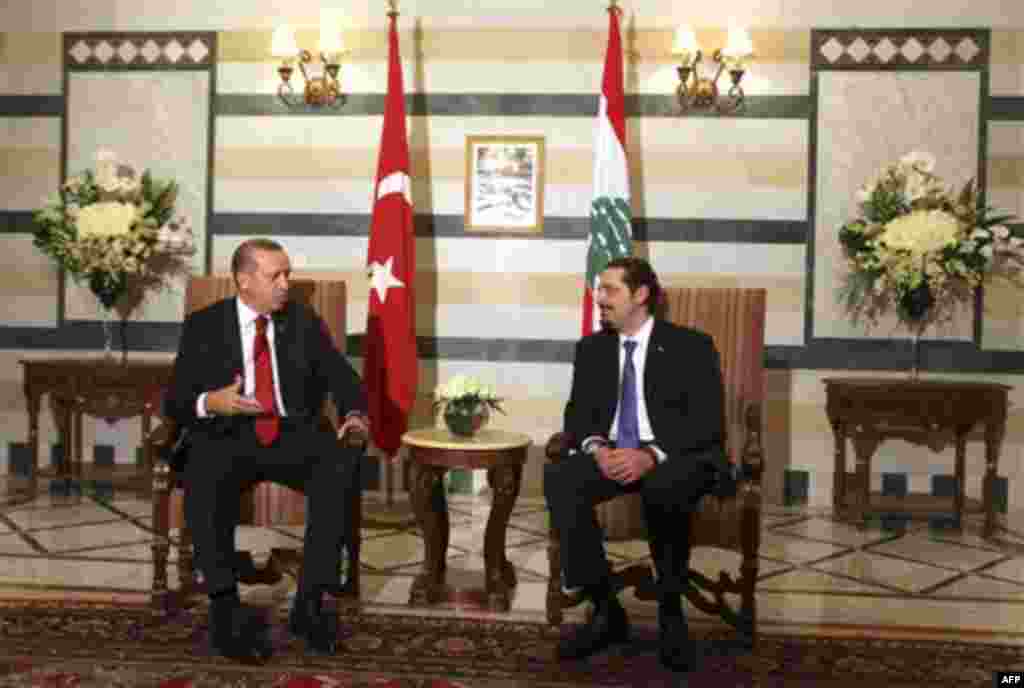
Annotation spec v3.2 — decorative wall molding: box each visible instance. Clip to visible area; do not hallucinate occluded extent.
[210,212,808,244]
[990,97,1024,121]
[64,32,216,71]
[812,29,989,71]
[216,93,811,119]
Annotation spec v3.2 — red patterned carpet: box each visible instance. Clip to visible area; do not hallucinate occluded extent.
[0,601,1020,687]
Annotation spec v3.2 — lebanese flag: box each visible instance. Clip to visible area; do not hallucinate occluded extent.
[582,3,633,335]
[364,11,417,456]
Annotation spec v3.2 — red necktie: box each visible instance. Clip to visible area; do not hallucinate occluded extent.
[253,315,279,446]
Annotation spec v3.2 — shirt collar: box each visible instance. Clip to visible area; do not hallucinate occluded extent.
[619,315,654,350]
[236,297,266,330]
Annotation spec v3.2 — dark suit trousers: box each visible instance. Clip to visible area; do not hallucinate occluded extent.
[544,451,717,596]
[184,418,360,596]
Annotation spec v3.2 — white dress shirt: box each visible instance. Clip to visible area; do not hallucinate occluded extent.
[583,315,666,462]
[196,298,288,418]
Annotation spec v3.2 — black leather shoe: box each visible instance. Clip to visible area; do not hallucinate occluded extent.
[209,598,272,663]
[289,589,337,655]
[658,610,697,673]
[557,594,630,660]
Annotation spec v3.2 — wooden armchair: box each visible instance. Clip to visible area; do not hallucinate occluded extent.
[545,287,765,641]
[147,277,363,611]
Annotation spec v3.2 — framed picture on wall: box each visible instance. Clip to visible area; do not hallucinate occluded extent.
[464,135,545,233]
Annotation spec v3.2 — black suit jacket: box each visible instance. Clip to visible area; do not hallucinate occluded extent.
[165,297,366,456]
[564,319,729,476]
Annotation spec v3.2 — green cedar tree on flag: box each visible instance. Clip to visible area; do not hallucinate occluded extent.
[582,2,633,335]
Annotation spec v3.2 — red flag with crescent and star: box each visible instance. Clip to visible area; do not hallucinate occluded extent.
[364,10,417,455]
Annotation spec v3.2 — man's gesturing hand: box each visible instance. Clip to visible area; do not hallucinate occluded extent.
[205,374,265,416]
[337,413,369,442]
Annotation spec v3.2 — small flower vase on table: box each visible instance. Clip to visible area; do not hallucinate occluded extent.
[907,320,928,381]
[435,375,503,438]
[89,271,128,364]
[443,402,490,437]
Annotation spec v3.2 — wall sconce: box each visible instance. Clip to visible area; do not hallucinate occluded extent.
[673,25,753,115]
[272,22,346,109]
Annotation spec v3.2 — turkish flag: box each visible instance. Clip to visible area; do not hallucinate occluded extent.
[364,11,417,456]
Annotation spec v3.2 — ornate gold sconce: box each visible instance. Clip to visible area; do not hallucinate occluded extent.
[272,19,346,109]
[674,26,754,115]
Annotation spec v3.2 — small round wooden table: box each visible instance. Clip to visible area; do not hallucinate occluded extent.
[401,427,531,612]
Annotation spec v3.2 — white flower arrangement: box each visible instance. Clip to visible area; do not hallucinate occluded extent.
[838,151,1023,329]
[32,150,195,309]
[433,375,504,416]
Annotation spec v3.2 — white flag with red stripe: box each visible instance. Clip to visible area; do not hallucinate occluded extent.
[582,4,633,335]
[364,11,417,455]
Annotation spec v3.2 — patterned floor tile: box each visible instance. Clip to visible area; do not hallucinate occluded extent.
[507,511,550,536]
[979,557,1024,584]
[771,517,894,547]
[444,518,545,552]
[759,568,895,594]
[26,520,154,553]
[811,551,960,593]
[928,574,1024,600]
[69,541,175,562]
[358,531,429,570]
[758,532,850,564]
[5,503,126,531]
[866,534,1008,572]
[0,533,40,556]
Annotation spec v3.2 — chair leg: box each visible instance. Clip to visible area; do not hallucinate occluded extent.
[150,463,172,610]
[546,520,564,626]
[179,518,196,599]
[739,559,757,646]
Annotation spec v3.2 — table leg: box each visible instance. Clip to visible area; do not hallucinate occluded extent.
[954,430,967,530]
[25,388,40,493]
[984,418,1007,538]
[409,462,447,606]
[49,398,71,485]
[850,432,881,524]
[831,420,846,514]
[484,463,522,612]
[73,408,84,484]
[141,410,152,473]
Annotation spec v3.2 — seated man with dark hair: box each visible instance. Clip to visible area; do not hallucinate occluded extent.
[544,256,731,673]
[165,238,368,662]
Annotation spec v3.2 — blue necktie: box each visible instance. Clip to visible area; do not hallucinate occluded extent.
[618,339,640,449]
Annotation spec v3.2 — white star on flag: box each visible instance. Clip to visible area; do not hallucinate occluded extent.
[368,256,405,303]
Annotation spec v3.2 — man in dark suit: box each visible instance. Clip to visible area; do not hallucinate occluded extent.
[544,256,730,673]
[165,238,368,662]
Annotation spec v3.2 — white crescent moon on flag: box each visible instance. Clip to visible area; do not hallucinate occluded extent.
[377,171,412,206]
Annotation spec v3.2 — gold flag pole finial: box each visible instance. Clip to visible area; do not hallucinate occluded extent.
[387,0,398,17]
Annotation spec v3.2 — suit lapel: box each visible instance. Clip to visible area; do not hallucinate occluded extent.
[271,306,291,411]
[643,319,667,412]
[225,298,244,379]
[602,330,621,421]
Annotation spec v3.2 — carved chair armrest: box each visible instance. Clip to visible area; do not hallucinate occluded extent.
[738,402,764,485]
[545,431,573,463]
[147,416,179,469]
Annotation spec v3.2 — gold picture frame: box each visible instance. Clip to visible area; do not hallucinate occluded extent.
[464,135,545,234]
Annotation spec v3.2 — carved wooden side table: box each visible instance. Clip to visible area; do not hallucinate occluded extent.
[824,377,1009,537]
[20,356,172,493]
[401,427,531,612]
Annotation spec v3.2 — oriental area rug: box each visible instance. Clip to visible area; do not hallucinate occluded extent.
[0,601,1019,687]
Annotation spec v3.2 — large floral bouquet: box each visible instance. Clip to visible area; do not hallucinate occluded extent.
[838,151,1024,331]
[32,151,194,310]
